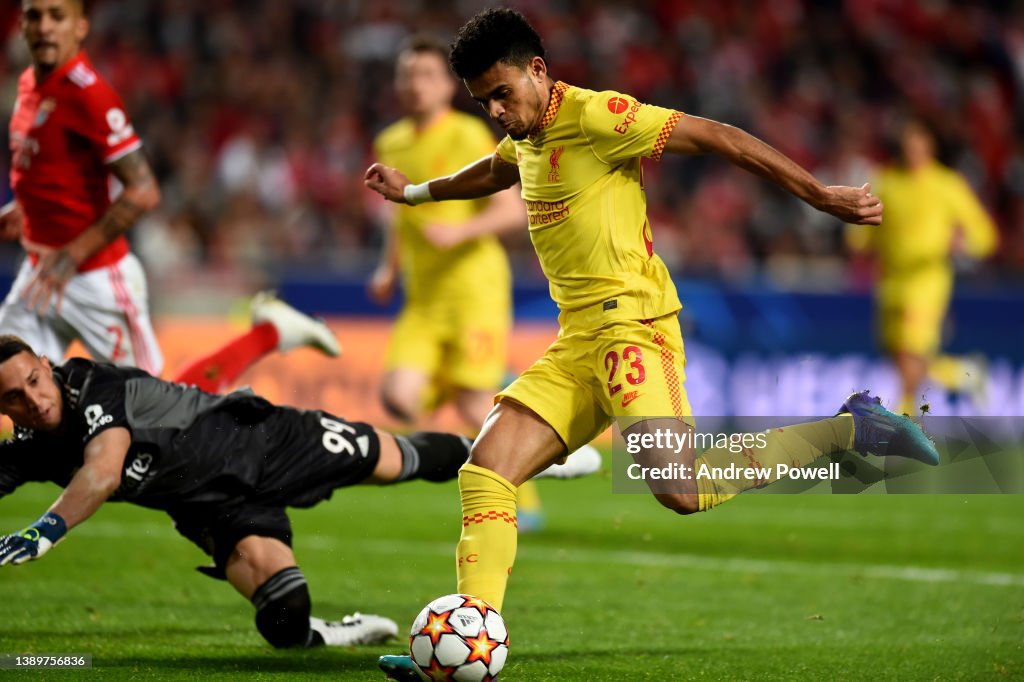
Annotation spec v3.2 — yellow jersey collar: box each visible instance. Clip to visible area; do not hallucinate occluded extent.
[529,81,570,140]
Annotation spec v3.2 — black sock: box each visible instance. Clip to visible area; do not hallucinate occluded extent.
[393,432,472,483]
[251,566,316,648]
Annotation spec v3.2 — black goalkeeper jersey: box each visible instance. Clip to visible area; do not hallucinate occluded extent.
[0,358,379,512]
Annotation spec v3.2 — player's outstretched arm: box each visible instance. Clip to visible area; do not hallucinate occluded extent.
[423,186,526,249]
[365,153,520,205]
[0,427,129,566]
[665,115,882,225]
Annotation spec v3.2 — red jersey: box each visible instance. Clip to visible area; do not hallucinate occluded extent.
[9,52,142,271]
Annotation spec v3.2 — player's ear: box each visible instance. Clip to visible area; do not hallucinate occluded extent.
[38,355,53,377]
[74,14,89,42]
[527,56,547,83]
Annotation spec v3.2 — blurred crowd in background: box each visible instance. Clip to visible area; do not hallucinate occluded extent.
[0,0,1021,298]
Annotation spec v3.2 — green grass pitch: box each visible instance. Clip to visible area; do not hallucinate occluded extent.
[0,453,1021,680]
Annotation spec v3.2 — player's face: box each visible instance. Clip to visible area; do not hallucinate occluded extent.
[901,122,935,169]
[21,0,89,75]
[0,351,63,432]
[466,57,549,141]
[395,50,456,120]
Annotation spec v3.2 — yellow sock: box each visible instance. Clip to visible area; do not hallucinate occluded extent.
[897,392,917,416]
[516,480,543,514]
[695,416,854,511]
[929,355,967,391]
[456,463,518,612]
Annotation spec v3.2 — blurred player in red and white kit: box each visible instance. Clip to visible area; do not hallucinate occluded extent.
[0,0,339,392]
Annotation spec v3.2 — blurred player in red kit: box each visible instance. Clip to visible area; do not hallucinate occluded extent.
[1,0,338,393]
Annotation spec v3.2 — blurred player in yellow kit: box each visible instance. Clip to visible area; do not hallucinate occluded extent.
[367,11,940,679]
[850,118,998,414]
[369,35,519,427]
[368,36,598,530]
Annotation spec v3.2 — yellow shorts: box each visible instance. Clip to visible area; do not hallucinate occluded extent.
[877,270,952,356]
[386,301,509,404]
[878,302,946,356]
[499,313,693,451]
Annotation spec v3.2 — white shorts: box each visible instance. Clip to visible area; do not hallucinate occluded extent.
[0,252,163,374]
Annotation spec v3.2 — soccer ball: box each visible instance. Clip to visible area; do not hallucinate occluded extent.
[409,594,508,681]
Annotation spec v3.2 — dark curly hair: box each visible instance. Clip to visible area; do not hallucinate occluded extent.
[449,8,545,80]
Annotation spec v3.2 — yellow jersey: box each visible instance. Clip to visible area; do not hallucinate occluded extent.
[496,82,683,328]
[374,110,510,304]
[864,160,998,278]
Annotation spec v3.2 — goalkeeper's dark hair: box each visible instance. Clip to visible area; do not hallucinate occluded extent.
[449,8,545,80]
[0,335,34,366]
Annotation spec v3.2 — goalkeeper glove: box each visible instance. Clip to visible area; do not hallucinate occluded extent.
[0,512,67,566]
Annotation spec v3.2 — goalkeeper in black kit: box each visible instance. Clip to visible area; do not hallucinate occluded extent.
[0,333,473,649]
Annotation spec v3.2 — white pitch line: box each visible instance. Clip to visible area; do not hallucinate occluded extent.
[304,537,1024,589]
[3,518,1023,589]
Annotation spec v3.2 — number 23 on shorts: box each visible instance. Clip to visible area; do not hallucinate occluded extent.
[604,346,647,409]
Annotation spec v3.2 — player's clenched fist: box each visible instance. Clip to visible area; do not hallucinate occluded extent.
[0,512,67,566]
[820,183,884,226]
[364,163,412,204]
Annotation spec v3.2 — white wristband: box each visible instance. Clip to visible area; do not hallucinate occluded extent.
[403,182,435,205]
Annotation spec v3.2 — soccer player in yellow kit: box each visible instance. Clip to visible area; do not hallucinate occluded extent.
[849,118,998,415]
[368,36,598,529]
[366,10,939,678]
[369,36,520,427]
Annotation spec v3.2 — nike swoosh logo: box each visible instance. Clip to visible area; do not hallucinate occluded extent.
[621,394,641,408]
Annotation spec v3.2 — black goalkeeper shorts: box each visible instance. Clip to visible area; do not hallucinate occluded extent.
[170,503,294,578]
[167,408,382,577]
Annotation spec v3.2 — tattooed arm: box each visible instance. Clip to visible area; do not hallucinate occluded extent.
[71,149,161,262]
[24,149,161,313]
